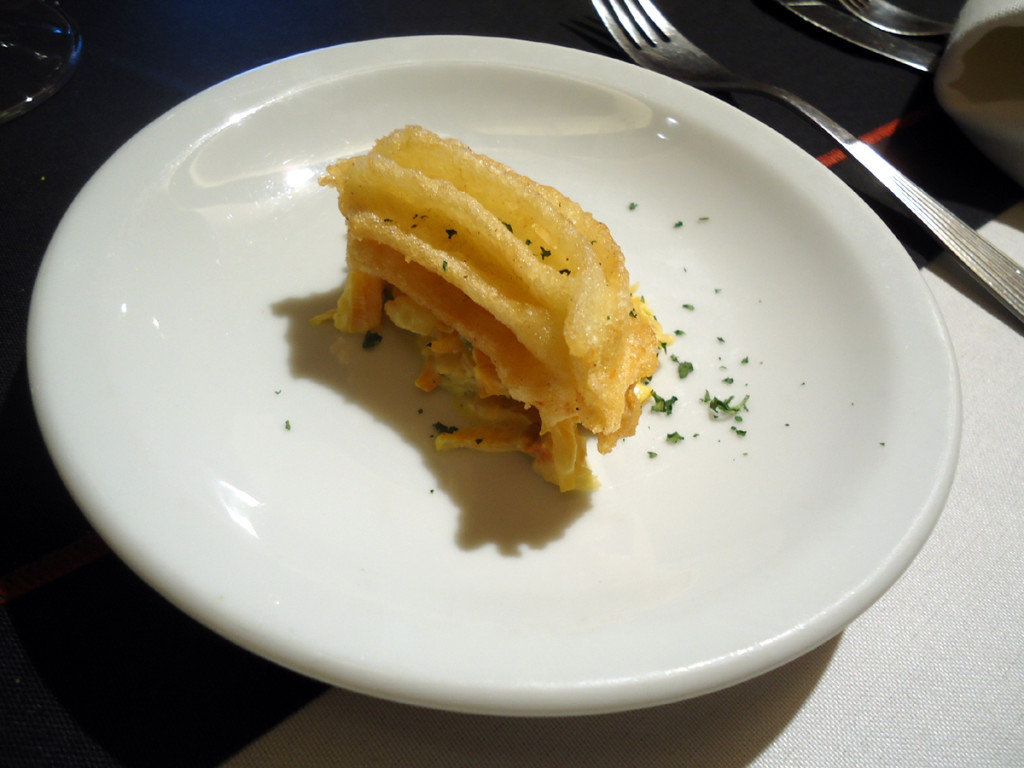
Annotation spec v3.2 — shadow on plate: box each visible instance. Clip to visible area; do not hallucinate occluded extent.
[220,633,842,767]
[271,289,592,556]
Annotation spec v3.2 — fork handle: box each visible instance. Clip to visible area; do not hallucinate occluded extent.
[760,84,1024,325]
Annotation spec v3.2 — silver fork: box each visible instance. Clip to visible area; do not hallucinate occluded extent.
[833,0,953,36]
[592,0,1024,327]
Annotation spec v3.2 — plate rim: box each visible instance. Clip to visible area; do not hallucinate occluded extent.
[26,34,961,715]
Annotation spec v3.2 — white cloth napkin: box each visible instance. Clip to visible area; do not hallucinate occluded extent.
[935,0,1024,188]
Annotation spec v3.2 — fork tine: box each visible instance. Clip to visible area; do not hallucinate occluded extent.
[593,0,724,82]
[619,0,664,43]
[629,0,677,40]
[592,0,646,53]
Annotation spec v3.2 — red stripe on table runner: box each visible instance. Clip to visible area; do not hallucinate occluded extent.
[816,109,932,168]
[0,531,110,605]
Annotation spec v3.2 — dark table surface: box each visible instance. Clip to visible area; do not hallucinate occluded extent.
[2,0,1019,765]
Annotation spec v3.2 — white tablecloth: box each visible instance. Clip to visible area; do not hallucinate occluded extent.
[222,205,1024,768]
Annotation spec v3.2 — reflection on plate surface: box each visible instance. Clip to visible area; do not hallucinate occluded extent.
[27,36,959,715]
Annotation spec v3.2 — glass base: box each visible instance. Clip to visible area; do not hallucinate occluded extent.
[0,1,82,123]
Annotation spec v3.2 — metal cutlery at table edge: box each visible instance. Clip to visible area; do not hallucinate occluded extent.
[773,0,944,71]
[833,0,954,37]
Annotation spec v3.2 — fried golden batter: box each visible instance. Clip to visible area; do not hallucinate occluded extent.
[316,126,664,491]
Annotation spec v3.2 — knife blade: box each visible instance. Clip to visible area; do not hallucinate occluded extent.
[773,0,940,72]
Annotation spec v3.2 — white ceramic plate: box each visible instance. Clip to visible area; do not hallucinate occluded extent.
[27,36,960,715]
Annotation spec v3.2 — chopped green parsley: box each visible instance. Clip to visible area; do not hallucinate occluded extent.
[650,392,678,415]
[701,391,749,419]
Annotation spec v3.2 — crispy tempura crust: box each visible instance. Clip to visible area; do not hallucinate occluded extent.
[317,126,664,491]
